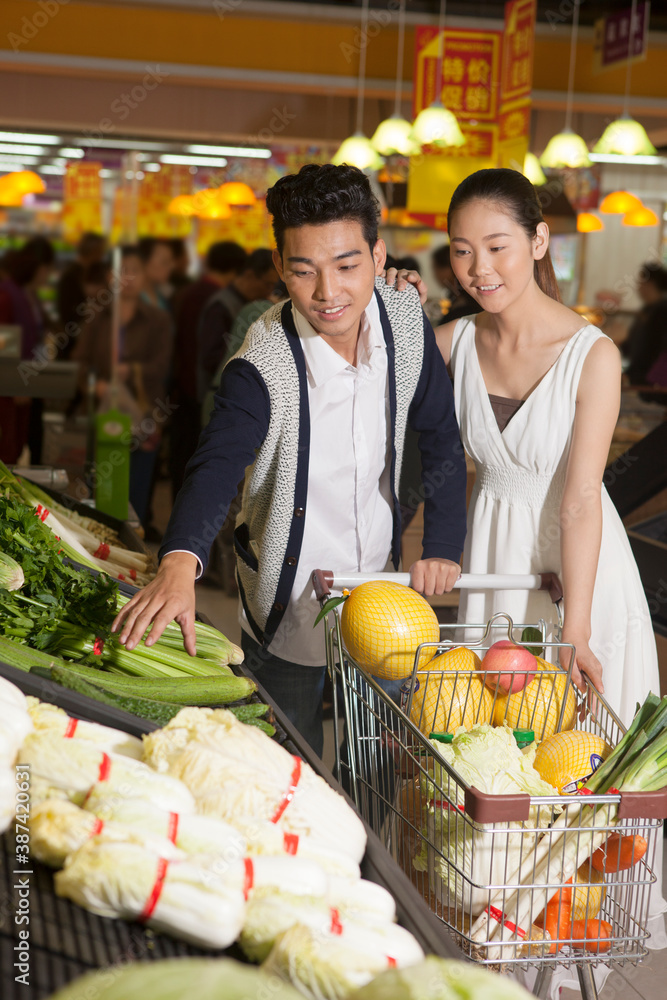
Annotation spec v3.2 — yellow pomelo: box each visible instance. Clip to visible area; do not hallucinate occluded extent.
[533,731,612,794]
[409,646,493,735]
[572,860,606,921]
[492,657,577,740]
[341,581,440,680]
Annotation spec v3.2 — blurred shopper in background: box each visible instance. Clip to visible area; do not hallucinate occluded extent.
[197,248,279,402]
[622,261,667,388]
[73,245,172,525]
[167,238,192,324]
[56,232,107,359]
[138,237,175,312]
[169,240,247,500]
[0,236,55,464]
[196,247,279,592]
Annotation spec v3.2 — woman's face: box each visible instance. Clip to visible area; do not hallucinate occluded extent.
[145,242,175,286]
[448,198,548,312]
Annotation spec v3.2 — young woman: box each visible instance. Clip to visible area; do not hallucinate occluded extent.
[392,165,666,985]
[400,168,660,723]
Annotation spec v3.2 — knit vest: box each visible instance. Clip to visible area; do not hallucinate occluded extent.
[233,277,425,642]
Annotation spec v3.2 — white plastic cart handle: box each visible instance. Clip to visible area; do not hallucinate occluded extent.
[312,570,563,605]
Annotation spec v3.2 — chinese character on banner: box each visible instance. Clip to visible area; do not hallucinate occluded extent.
[413,28,502,123]
[501,0,536,102]
[593,2,649,71]
[408,1,536,221]
[63,162,103,245]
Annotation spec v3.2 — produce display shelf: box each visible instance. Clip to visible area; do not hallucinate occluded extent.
[28,481,155,564]
[0,650,462,1000]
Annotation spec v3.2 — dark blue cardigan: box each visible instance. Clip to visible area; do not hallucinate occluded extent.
[161,291,467,644]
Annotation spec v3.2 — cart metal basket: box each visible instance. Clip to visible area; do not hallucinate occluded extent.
[313,570,667,1000]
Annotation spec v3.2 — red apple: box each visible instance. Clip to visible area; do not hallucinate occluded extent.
[482,640,537,694]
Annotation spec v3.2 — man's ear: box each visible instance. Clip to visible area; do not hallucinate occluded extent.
[373,238,387,275]
[272,248,284,281]
[533,222,549,261]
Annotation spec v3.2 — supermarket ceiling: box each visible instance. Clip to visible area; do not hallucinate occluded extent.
[102,0,667,32]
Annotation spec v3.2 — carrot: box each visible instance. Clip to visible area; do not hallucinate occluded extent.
[591,833,648,873]
[546,877,573,908]
[570,918,612,952]
[537,895,572,955]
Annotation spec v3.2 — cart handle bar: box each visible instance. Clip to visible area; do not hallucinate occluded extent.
[312,570,563,605]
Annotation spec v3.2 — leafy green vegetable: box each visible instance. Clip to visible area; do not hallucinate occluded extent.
[45,957,304,1000]
[0,491,117,644]
[349,955,535,999]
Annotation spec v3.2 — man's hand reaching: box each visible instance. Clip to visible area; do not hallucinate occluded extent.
[111,551,198,654]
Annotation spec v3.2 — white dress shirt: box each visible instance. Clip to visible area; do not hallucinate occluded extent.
[240,295,394,665]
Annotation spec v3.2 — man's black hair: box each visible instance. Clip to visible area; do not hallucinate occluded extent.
[137,236,172,262]
[266,164,380,256]
[246,248,276,277]
[205,241,247,275]
[432,245,452,270]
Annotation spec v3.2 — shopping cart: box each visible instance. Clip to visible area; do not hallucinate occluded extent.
[313,570,667,1000]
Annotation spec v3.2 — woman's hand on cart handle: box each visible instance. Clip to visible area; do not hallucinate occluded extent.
[410,558,461,597]
[561,628,604,696]
[383,267,429,306]
[111,552,198,654]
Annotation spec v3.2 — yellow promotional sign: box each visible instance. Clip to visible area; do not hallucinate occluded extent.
[62,162,103,244]
[408,0,536,226]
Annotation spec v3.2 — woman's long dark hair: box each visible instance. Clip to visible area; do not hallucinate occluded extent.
[447,168,561,303]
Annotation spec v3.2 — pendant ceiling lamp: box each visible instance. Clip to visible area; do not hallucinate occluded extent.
[622,203,659,226]
[192,189,232,220]
[168,194,196,216]
[576,212,604,232]
[409,0,465,149]
[9,170,45,195]
[540,0,591,169]
[594,0,656,157]
[599,190,643,213]
[371,0,418,156]
[332,0,384,170]
[523,152,547,186]
[218,181,256,206]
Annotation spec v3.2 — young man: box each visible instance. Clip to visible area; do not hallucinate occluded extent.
[113,164,467,755]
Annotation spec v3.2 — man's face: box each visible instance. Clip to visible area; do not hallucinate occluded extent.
[120,255,144,300]
[274,220,386,344]
[247,267,279,302]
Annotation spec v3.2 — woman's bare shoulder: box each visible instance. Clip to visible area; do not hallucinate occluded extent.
[434,314,479,365]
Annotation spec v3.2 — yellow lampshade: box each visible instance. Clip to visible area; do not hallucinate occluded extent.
[0,184,23,207]
[576,212,604,233]
[11,170,45,195]
[409,103,465,149]
[218,181,256,206]
[192,189,232,219]
[168,194,196,216]
[599,190,643,214]
[622,205,659,227]
[594,117,657,157]
[371,117,419,157]
[540,131,591,169]
[523,152,547,186]
[331,133,384,171]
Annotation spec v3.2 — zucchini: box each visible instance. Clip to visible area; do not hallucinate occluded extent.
[38,661,256,705]
[46,665,275,733]
[229,703,270,723]
[49,665,184,727]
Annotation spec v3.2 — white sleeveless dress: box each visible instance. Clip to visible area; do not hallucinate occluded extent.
[450,317,666,981]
